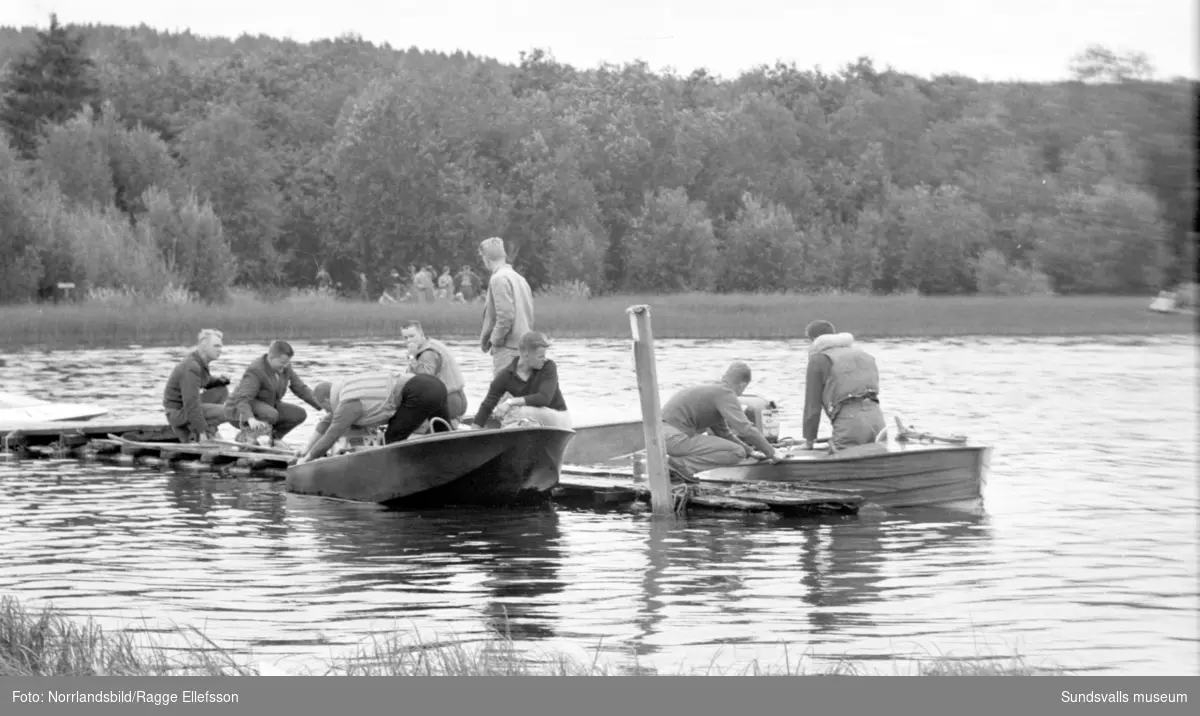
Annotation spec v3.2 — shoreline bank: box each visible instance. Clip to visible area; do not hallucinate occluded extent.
[0,294,1192,353]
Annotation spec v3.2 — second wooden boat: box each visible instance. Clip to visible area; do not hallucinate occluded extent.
[559,413,989,510]
[693,441,990,510]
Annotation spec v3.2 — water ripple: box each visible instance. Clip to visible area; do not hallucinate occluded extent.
[1,335,1196,675]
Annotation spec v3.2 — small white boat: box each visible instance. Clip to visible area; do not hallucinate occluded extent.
[0,392,109,426]
[1148,291,1178,313]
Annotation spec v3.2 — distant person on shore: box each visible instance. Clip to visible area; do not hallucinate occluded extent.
[801,320,886,452]
[465,331,571,430]
[401,320,468,422]
[224,340,326,449]
[422,266,438,302]
[457,265,481,302]
[437,266,455,300]
[162,328,232,443]
[412,266,435,304]
[478,237,534,375]
[660,361,780,481]
[296,372,452,464]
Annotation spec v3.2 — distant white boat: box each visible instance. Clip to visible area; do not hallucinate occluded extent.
[1149,291,1178,313]
[0,392,109,426]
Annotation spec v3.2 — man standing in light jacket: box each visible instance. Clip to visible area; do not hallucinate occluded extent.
[478,236,534,375]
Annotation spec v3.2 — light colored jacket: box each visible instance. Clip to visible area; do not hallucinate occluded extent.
[480,264,534,351]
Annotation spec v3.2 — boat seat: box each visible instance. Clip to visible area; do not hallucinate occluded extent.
[342,427,385,448]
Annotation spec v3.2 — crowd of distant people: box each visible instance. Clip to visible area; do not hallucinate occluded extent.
[314,263,485,305]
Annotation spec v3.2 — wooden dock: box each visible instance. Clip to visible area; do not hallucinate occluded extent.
[0,418,865,516]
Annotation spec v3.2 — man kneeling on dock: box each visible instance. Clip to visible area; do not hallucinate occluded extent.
[660,361,779,481]
[224,340,326,449]
[801,320,886,452]
[294,372,453,465]
[162,328,232,443]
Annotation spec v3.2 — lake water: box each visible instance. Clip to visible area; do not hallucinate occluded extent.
[0,335,1196,675]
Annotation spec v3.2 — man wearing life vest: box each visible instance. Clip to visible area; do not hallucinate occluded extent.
[801,320,887,452]
[401,320,468,421]
[295,371,452,464]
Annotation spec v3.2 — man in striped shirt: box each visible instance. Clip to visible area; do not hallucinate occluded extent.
[294,371,452,464]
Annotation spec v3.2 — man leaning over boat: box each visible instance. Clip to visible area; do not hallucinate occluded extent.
[295,372,453,465]
[660,361,780,481]
[801,320,887,453]
[401,320,468,422]
[464,331,572,430]
[162,328,232,443]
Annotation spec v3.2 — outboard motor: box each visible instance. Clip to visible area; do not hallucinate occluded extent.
[739,394,781,443]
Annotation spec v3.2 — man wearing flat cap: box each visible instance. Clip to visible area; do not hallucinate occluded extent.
[477,236,535,375]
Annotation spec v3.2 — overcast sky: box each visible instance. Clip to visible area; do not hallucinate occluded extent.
[3,0,1196,82]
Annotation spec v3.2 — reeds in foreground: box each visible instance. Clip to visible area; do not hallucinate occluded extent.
[0,596,253,676]
[0,596,1067,676]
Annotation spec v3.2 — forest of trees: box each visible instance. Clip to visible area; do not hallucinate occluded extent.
[0,15,1195,304]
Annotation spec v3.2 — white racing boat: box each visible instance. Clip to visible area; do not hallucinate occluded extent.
[0,392,110,427]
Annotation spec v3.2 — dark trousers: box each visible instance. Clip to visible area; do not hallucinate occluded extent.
[223,400,308,439]
[166,385,229,442]
[385,373,451,443]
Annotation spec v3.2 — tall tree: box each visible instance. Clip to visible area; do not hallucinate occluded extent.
[0,14,100,159]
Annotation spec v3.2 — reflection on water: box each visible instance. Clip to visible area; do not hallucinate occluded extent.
[293,500,566,643]
[0,335,1196,675]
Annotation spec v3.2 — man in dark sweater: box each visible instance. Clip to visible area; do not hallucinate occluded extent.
[162,328,232,442]
[466,331,571,429]
[660,361,779,479]
[224,340,326,447]
[801,320,886,452]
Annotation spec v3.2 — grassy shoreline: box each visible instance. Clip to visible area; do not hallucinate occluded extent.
[0,292,1193,353]
[0,596,1065,676]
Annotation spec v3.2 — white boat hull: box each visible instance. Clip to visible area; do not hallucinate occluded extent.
[0,392,109,427]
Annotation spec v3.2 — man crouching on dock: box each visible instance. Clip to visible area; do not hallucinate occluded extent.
[294,372,453,465]
[162,328,232,443]
[660,361,780,482]
[224,340,326,449]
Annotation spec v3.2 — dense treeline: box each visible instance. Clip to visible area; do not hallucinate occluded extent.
[0,16,1195,304]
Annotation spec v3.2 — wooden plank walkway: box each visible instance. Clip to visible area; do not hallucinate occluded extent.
[0,418,864,516]
[0,415,176,447]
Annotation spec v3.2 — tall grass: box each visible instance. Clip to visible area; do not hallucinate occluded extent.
[0,596,253,676]
[0,289,1192,351]
[1,596,1067,676]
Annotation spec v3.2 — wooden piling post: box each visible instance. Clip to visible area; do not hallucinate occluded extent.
[625,304,673,516]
